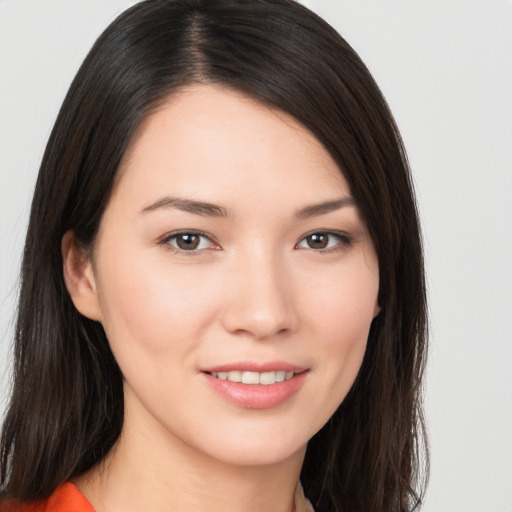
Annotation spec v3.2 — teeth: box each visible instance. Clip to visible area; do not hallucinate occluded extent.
[227,370,242,382]
[242,371,260,384]
[210,370,296,385]
[259,371,276,385]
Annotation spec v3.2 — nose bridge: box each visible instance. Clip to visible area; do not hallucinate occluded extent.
[222,244,297,339]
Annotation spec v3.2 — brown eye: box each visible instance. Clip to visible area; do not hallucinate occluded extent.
[306,233,329,249]
[296,231,352,251]
[175,234,200,250]
[164,232,214,252]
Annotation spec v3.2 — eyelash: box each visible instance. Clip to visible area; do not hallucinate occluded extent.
[295,230,353,253]
[159,230,219,256]
[158,230,353,255]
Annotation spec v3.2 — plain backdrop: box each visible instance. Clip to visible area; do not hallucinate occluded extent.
[1,1,511,510]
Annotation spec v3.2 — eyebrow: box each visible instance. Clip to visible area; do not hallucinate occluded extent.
[295,196,356,219]
[141,195,356,219]
[141,196,228,217]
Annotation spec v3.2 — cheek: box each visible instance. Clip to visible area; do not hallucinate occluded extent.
[304,265,378,400]
[94,248,223,361]
[317,295,372,382]
[307,263,378,341]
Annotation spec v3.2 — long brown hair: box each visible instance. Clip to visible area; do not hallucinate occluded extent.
[0,1,428,510]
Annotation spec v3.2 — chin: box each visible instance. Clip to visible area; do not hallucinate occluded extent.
[193,423,312,468]
[211,442,306,468]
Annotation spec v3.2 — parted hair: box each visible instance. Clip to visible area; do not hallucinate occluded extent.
[0,1,428,511]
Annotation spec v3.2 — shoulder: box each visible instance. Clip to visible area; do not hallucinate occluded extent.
[0,483,95,512]
[294,481,315,512]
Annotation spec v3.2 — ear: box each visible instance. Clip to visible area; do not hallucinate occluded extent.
[62,230,102,321]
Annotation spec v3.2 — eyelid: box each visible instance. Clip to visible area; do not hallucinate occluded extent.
[158,230,220,254]
[295,230,353,251]
[158,229,353,254]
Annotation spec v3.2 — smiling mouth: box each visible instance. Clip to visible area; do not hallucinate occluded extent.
[203,367,308,408]
[207,370,299,385]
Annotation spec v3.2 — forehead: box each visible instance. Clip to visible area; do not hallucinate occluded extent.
[113,84,350,210]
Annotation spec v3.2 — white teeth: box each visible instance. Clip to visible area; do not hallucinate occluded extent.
[259,371,276,385]
[242,371,260,385]
[227,370,242,382]
[210,370,297,385]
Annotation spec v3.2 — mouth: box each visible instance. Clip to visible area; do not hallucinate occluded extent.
[207,370,298,385]
[201,364,309,408]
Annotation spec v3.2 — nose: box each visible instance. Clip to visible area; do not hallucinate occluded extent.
[220,250,299,340]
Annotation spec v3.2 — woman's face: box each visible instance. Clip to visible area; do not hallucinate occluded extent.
[76,85,379,467]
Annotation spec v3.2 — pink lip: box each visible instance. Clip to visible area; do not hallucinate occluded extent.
[201,361,307,373]
[201,363,309,409]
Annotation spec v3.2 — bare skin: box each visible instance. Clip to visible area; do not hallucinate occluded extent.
[64,85,379,512]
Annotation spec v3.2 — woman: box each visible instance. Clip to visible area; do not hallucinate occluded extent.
[0,1,428,511]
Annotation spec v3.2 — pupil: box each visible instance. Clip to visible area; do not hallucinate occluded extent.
[177,234,199,250]
[308,233,328,249]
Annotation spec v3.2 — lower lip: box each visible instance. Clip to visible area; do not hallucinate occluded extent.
[203,371,308,409]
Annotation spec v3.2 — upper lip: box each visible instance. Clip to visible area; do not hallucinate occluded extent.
[201,361,308,374]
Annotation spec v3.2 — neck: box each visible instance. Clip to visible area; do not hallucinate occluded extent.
[75,390,306,512]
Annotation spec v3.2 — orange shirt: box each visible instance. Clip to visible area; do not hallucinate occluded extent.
[1,483,95,512]
[2,481,314,511]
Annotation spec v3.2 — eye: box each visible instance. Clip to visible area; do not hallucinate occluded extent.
[296,231,352,251]
[161,231,217,253]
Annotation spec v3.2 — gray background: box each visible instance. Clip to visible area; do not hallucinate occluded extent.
[1,1,511,510]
